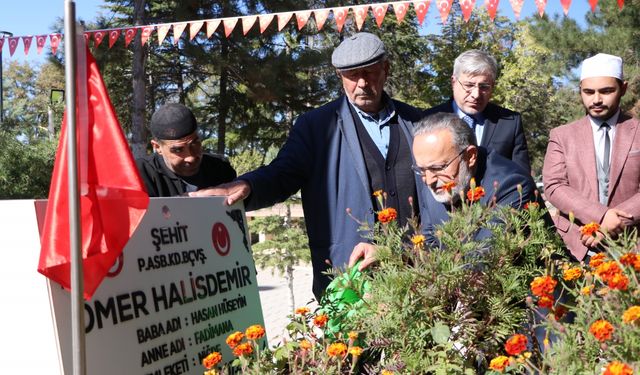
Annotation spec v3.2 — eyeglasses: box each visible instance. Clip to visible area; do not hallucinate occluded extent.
[456,78,493,93]
[412,149,466,177]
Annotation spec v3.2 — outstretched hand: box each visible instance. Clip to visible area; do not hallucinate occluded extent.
[348,242,378,271]
[188,180,251,206]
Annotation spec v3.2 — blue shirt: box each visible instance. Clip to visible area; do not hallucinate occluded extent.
[351,98,396,158]
[452,101,485,146]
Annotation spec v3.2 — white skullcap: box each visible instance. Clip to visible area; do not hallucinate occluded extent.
[580,53,623,81]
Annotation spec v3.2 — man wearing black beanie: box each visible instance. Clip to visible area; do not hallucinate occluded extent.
[136,103,236,196]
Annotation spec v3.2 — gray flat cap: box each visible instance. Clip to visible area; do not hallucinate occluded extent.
[150,103,198,140]
[332,32,386,71]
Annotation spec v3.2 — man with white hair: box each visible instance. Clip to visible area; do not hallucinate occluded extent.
[543,53,640,261]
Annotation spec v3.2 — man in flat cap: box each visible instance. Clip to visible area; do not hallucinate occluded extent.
[191,32,423,299]
[424,50,531,173]
[136,103,236,197]
[543,53,640,261]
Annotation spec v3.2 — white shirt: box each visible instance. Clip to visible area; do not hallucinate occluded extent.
[589,110,620,170]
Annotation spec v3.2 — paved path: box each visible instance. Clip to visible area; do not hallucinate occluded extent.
[256,266,317,346]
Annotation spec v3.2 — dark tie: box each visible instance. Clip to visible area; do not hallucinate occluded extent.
[462,115,476,130]
[601,122,610,173]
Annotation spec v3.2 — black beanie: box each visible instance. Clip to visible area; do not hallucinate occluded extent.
[150,103,198,140]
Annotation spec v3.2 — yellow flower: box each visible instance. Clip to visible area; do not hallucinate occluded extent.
[489,356,510,372]
[295,306,310,315]
[381,371,394,375]
[373,190,383,197]
[327,342,348,357]
[603,361,633,375]
[348,331,359,341]
[299,339,312,351]
[622,305,640,324]
[562,267,582,281]
[411,234,425,247]
[349,346,364,357]
[581,285,594,295]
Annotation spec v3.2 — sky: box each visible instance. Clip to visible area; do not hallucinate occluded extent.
[0,0,593,65]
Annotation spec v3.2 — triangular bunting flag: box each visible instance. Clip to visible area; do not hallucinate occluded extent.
[141,26,154,46]
[50,34,62,54]
[259,14,274,33]
[559,0,571,14]
[509,0,525,19]
[223,17,238,37]
[93,31,106,48]
[8,37,19,56]
[372,4,388,27]
[437,0,454,23]
[296,10,312,30]
[485,0,499,20]
[206,20,221,38]
[124,28,137,47]
[189,21,204,40]
[36,35,47,54]
[83,33,90,43]
[0,37,4,53]
[617,0,624,9]
[393,2,409,23]
[173,22,188,44]
[353,5,369,30]
[459,0,475,21]
[333,7,349,32]
[242,15,257,35]
[22,36,33,56]
[535,0,547,16]
[413,1,431,25]
[157,24,170,45]
[108,29,120,48]
[277,12,293,31]
[313,9,330,30]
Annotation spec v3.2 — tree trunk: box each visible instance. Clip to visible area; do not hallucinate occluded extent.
[131,0,148,159]
[217,39,229,155]
[285,204,295,312]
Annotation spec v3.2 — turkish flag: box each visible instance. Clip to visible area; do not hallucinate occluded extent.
[38,47,149,300]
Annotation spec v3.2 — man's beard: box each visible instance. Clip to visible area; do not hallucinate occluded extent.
[429,161,472,205]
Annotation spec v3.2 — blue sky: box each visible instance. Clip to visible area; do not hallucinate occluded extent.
[1,0,592,65]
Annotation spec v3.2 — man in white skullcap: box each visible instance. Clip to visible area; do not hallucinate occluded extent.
[543,53,640,261]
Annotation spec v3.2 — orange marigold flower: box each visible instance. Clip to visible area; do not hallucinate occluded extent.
[372,190,383,197]
[530,275,557,297]
[607,272,629,290]
[245,324,265,340]
[589,253,607,268]
[622,306,640,324]
[313,314,329,327]
[554,305,568,321]
[589,319,614,342]
[327,342,348,357]
[442,181,456,193]
[537,294,554,309]
[580,222,600,237]
[348,331,359,341]
[225,331,244,348]
[563,267,582,281]
[595,261,622,283]
[619,253,638,266]
[349,346,364,357]
[581,285,594,295]
[295,306,310,315]
[299,339,312,351]
[202,352,222,369]
[603,361,634,375]
[232,342,253,357]
[466,186,486,202]
[524,201,539,210]
[504,334,528,356]
[377,207,398,224]
[489,356,510,372]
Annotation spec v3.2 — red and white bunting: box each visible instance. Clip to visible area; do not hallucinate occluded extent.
[278,12,293,31]
[617,0,624,9]
[83,33,90,43]
[372,4,388,27]
[8,37,20,57]
[460,0,475,21]
[393,2,409,23]
[437,0,453,23]
[535,0,547,16]
[206,20,221,38]
[259,14,274,33]
[509,0,525,19]
[93,30,106,47]
[173,22,188,43]
[414,1,431,25]
[353,5,370,30]
[36,35,47,54]
[0,38,4,53]
[189,21,204,40]
[223,17,238,37]
[22,36,33,56]
[108,29,120,48]
[157,24,171,45]
[559,0,571,14]
[141,26,154,46]
[124,28,137,47]
[314,9,330,30]
[333,6,349,32]
[485,0,499,20]
[242,16,257,35]
[295,10,312,30]
[50,34,62,54]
